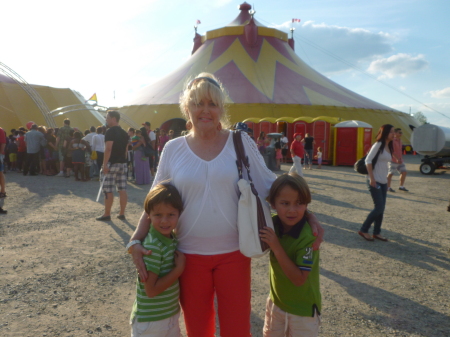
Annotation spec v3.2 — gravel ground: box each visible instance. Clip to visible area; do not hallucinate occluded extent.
[0,154,449,337]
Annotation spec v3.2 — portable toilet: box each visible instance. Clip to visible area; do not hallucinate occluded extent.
[293,117,314,140]
[276,117,295,140]
[259,118,278,135]
[311,116,340,164]
[334,120,372,166]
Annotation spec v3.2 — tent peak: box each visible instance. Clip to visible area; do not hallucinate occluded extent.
[239,2,251,11]
[228,2,265,27]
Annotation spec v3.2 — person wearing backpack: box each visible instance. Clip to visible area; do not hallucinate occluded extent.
[358,124,395,242]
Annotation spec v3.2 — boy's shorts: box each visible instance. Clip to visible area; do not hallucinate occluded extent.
[263,297,320,337]
[102,163,128,193]
[131,312,180,337]
[388,162,407,175]
[9,153,17,162]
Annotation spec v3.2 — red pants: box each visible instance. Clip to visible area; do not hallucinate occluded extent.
[180,250,252,337]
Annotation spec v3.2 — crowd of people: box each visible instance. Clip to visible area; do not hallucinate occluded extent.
[0,119,177,184]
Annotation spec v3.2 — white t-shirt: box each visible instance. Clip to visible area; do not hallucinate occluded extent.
[365,142,392,184]
[83,132,96,145]
[91,134,105,152]
[148,130,156,142]
[281,136,288,148]
[152,130,276,255]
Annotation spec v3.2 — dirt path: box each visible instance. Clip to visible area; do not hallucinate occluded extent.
[1,155,449,336]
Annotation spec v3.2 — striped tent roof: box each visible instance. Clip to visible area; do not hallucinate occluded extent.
[127,3,394,111]
[122,2,417,141]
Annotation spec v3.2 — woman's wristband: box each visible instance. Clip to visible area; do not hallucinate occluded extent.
[126,240,141,254]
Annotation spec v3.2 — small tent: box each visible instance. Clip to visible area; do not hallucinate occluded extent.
[0,74,103,132]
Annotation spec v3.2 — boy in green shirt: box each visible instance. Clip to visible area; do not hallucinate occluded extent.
[129,183,185,337]
[260,173,321,337]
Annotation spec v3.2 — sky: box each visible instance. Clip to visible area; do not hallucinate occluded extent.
[2,0,450,127]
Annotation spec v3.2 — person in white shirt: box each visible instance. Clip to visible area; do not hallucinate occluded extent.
[91,127,105,177]
[359,124,395,242]
[127,73,324,337]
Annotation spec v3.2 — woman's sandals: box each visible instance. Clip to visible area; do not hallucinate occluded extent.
[358,231,374,241]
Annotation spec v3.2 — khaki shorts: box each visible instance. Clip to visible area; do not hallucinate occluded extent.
[131,312,180,337]
[388,162,407,175]
[263,297,321,337]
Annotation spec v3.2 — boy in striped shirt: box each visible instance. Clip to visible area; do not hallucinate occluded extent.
[130,183,185,337]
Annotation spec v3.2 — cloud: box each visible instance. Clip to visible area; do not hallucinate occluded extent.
[428,87,450,98]
[367,53,428,79]
[270,20,395,74]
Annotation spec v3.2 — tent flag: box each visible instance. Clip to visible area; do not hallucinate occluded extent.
[292,18,301,23]
[196,19,201,25]
[87,93,97,102]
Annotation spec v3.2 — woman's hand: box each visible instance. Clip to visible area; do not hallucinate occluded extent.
[260,227,282,253]
[369,178,377,188]
[174,250,186,272]
[130,244,152,282]
[306,212,324,251]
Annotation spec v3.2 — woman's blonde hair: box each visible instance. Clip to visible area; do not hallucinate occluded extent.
[179,72,231,129]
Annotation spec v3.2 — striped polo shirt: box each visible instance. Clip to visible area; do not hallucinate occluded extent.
[130,226,180,322]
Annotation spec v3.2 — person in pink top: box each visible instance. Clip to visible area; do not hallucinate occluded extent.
[387,128,408,192]
[289,133,305,177]
[158,129,170,155]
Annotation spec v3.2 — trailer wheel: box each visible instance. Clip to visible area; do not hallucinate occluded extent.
[420,162,435,175]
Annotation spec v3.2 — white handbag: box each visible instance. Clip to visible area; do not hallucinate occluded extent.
[233,131,274,258]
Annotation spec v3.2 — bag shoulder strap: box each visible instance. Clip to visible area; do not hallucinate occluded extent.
[233,131,248,178]
[233,131,259,196]
[371,143,383,169]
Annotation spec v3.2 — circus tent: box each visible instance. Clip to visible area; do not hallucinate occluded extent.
[120,2,418,140]
[0,73,103,133]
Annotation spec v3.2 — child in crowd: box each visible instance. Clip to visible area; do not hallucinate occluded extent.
[132,130,141,148]
[260,173,321,337]
[129,183,185,337]
[314,147,322,169]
